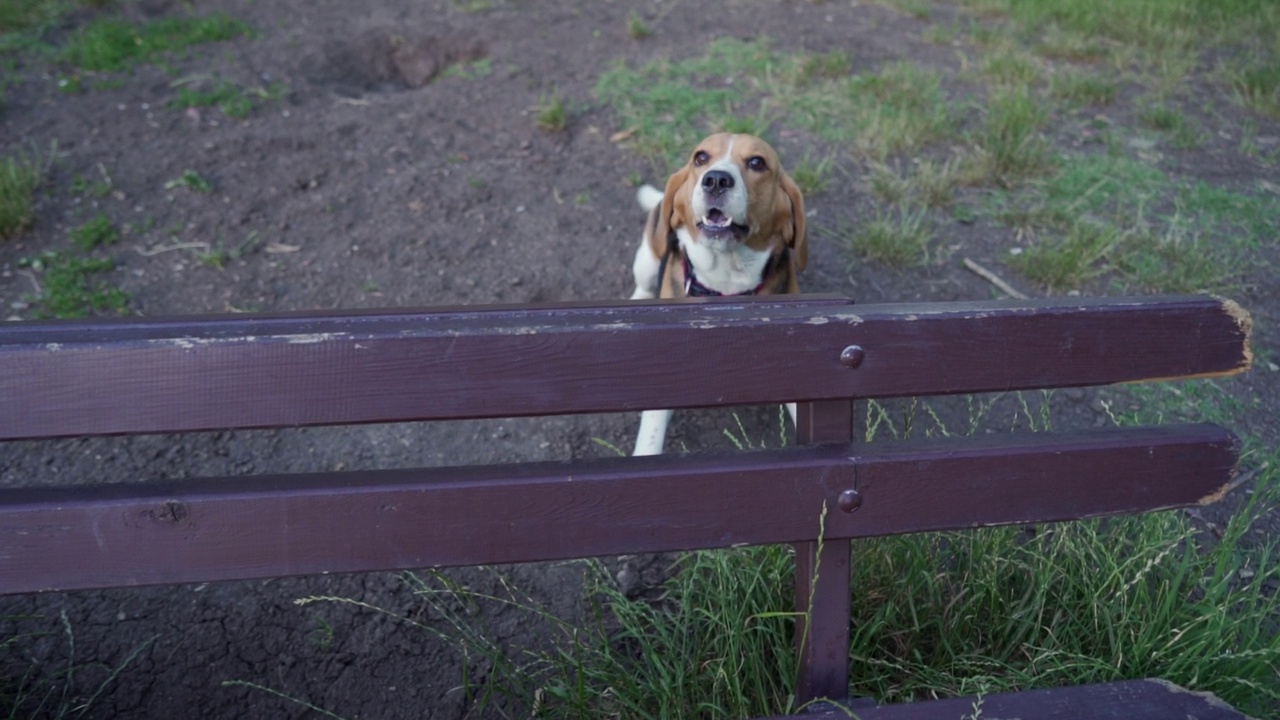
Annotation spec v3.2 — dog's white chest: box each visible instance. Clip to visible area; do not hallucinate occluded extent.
[678,227,773,295]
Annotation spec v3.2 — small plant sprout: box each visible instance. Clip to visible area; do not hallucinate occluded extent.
[535,92,568,132]
[165,169,213,193]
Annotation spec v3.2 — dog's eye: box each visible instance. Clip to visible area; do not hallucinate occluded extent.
[747,156,768,172]
[693,150,710,166]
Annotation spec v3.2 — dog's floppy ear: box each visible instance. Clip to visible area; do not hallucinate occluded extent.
[779,171,807,272]
[648,164,693,260]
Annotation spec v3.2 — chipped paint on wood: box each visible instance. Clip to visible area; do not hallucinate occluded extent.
[284,333,352,344]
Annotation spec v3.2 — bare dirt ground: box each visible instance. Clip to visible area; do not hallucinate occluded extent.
[1,0,1278,718]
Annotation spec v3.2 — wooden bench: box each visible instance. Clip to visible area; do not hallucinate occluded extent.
[0,294,1255,718]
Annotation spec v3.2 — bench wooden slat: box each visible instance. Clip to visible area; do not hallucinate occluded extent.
[0,295,1250,440]
[774,678,1253,720]
[0,423,1236,595]
[794,400,856,704]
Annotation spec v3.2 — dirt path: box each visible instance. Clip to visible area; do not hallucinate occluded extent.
[1,1,1277,717]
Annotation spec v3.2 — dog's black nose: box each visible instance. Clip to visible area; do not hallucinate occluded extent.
[701,170,734,196]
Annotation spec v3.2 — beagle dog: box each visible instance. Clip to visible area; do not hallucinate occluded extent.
[629,133,807,456]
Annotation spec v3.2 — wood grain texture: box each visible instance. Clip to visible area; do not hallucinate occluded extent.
[0,295,1250,440]
[763,679,1253,720]
[0,424,1236,595]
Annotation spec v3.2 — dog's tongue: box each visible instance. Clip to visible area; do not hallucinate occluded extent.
[703,208,732,227]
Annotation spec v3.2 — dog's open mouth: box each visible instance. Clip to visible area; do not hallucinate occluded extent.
[696,208,749,239]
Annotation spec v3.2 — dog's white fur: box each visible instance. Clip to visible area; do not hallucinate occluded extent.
[629,187,664,301]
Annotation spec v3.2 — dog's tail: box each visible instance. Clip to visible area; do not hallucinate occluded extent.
[636,184,663,213]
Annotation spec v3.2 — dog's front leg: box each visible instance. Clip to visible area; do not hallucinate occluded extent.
[633,408,674,456]
[630,240,660,300]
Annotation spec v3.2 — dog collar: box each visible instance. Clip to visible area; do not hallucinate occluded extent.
[682,255,768,297]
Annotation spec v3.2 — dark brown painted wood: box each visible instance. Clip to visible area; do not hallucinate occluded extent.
[794,400,856,705]
[764,679,1250,720]
[0,295,1251,440]
[0,424,1236,595]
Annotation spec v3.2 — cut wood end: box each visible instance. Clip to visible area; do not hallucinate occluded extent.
[1217,295,1253,373]
[1199,479,1236,507]
[1148,678,1260,719]
[1199,459,1261,508]
[1122,296,1253,386]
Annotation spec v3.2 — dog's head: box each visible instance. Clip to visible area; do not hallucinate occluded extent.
[653,133,807,271]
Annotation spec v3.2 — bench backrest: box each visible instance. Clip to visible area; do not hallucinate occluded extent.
[0,293,1252,702]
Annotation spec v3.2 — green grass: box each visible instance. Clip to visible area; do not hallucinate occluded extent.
[981,47,1043,86]
[60,13,251,72]
[795,49,850,86]
[169,77,285,118]
[868,163,911,204]
[842,481,1280,710]
[196,231,260,270]
[69,213,118,250]
[626,10,651,40]
[1033,24,1111,63]
[879,0,933,20]
[440,56,492,81]
[535,91,567,132]
[829,203,934,268]
[0,147,48,239]
[353,554,802,720]
[1048,69,1117,106]
[21,251,129,318]
[70,164,113,198]
[164,169,212,193]
[171,81,249,117]
[991,152,1277,292]
[844,62,955,159]
[964,0,1278,124]
[595,40,955,168]
[868,158,962,208]
[1011,221,1118,290]
[974,86,1056,183]
[553,550,800,718]
[922,22,963,46]
[0,0,79,35]
[594,38,779,166]
[1230,54,1280,117]
[451,0,497,11]
[1137,102,1206,149]
[788,152,834,196]
[965,0,1280,57]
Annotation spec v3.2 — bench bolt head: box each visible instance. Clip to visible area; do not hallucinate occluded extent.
[840,345,865,369]
[838,489,863,513]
